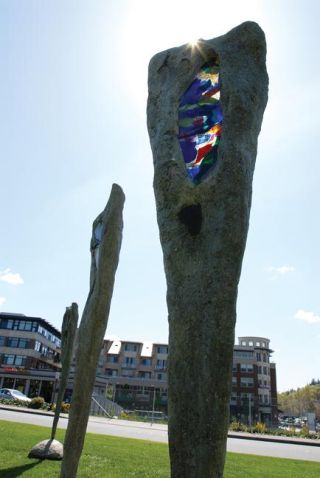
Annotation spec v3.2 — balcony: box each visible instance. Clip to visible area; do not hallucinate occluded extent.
[121,362,136,369]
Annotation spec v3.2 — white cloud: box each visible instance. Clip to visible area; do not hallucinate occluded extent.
[0,297,6,306]
[295,309,320,325]
[267,265,295,275]
[0,268,24,285]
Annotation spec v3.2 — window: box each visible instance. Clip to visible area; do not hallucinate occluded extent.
[248,341,253,346]
[240,364,254,372]
[0,319,13,329]
[0,336,5,346]
[18,339,28,348]
[123,357,136,368]
[141,358,152,366]
[232,377,237,384]
[7,337,29,349]
[2,354,15,365]
[124,343,137,352]
[107,355,118,363]
[240,377,254,387]
[262,341,266,348]
[230,393,237,403]
[264,395,269,404]
[14,355,26,366]
[34,341,41,352]
[106,369,118,377]
[256,352,261,361]
[157,346,168,354]
[263,353,267,362]
[241,340,247,346]
[232,363,237,372]
[258,366,262,374]
[156,359,167,369]
[234,351,253,359]
[263,366,267,375]
[256,341,261,347]
[139,371,152,379]
[7,337,19,348]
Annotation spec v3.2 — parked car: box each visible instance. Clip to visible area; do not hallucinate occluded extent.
[0,388,31,403]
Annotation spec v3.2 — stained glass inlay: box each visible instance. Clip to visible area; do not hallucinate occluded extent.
[178,59,222,183]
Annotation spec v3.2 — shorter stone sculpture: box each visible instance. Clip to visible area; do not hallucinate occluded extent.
[28,302,78,461]
[60,184,125,478]
[51,302,79,440]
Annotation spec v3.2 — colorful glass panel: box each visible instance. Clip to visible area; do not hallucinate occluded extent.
[178,59,222,183]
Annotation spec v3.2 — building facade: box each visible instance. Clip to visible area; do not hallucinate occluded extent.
[0,313,62,401]
[0,313,278,424]
[101,335,278,425]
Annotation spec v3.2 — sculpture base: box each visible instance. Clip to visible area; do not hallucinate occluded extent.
[28,438,63,460]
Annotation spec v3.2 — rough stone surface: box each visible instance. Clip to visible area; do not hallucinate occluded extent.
[28,439,63,460]
[147,22,268,478]
[60,184,125,478]
[51,302,78,440]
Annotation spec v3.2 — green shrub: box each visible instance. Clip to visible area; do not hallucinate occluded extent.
[229,420,246,432]
[28,396,45,409]
[299,425,311,438]
[61,402,70,413]
[0,398,26,407]
[254,422,267,434]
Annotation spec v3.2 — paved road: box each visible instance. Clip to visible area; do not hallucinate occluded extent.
[1,409,320,462]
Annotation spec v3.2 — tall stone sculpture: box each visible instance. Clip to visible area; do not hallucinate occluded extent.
[60,184,125,478]
[51,302,78,440]
[147,22,268,478]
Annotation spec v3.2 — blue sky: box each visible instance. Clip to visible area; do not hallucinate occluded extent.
[1,0,319,392]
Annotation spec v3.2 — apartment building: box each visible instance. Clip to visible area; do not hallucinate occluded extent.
[101,335,278,425]
[0,312,278,424]
[0,312,62,401]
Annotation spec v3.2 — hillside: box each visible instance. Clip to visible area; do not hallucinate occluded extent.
[278,381,320,418]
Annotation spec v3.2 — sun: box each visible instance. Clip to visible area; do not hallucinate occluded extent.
[189,39,199,49]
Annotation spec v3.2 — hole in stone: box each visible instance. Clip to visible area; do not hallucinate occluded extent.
[178,204,202,235]
[178,56,222,184]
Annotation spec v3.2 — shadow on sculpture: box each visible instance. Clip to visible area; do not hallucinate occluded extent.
[60,183,125,478]
[147,21,268,478]
[28,303,79,460]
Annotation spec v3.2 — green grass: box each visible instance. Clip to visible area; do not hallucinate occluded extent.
[0,420,319,477]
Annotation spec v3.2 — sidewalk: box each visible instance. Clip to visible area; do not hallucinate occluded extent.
[1,403,319,447]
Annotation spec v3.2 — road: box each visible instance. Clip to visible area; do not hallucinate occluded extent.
[1,409,320,462]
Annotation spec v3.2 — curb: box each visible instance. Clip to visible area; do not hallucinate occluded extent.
[228,432,320,448]
[1,405,320,447]
[0,404,68,419]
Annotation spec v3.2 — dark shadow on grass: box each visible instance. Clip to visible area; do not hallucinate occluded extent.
[0,460,42,478]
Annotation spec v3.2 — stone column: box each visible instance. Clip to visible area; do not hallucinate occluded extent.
[147,22,268,478]
[60,184,125,478]
[51,302,79,440]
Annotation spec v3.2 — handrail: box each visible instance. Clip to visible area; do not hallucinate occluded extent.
[91,395,113,418]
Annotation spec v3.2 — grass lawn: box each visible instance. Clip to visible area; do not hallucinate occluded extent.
[0,420,319,477]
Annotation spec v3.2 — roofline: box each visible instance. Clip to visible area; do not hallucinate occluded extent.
[0,313,61,338]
